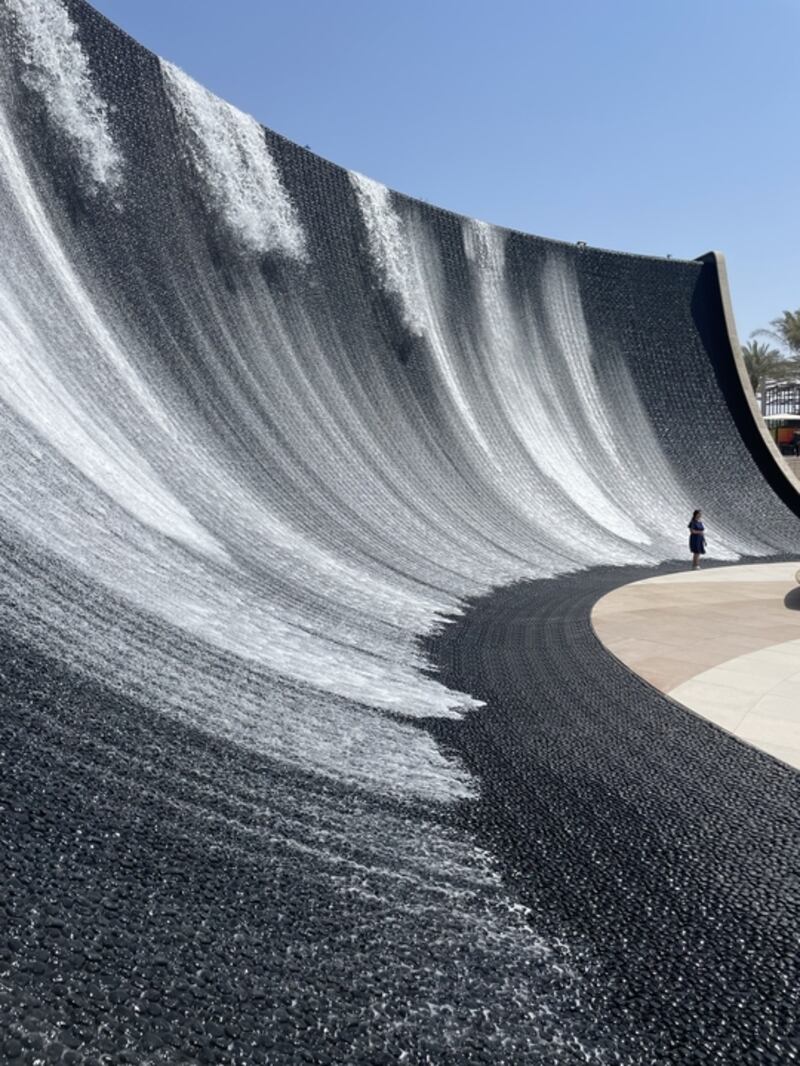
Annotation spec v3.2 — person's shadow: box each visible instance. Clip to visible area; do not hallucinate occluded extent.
[783,586,800,610]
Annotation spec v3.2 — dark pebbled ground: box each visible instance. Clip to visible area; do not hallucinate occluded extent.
[0,617,617,1066]
[2,557,798,1065]
[0,1,798,1062]
[422,558,800,1066]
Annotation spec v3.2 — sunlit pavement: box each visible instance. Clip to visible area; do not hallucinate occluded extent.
[593,562,800,770]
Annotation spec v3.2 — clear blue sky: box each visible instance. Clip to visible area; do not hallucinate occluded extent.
[92,0,799,343]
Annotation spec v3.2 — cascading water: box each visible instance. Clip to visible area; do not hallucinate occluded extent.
[0,0,797,1062]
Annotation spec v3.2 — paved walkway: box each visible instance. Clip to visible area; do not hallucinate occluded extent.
[592,561,800,770]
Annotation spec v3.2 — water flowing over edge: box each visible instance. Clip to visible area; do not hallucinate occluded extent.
[1,1,798,1061]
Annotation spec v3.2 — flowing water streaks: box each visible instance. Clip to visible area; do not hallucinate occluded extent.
[0,5,798,1060]
[161,59,306,259]
[2,0,121,191]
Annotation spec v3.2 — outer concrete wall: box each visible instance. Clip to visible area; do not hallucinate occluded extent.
[696,251,800,514]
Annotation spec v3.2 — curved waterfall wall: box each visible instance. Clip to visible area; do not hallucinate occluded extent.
[0,1,797,1063]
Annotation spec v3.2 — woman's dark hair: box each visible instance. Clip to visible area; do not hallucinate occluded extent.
[691,509,701,521]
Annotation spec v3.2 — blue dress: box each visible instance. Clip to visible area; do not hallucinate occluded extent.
[688,519,706,554]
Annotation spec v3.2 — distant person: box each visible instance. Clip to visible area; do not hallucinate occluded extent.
[792,430,800,457]
[688,509,706,570]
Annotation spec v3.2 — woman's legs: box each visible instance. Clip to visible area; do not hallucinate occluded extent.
[691,552,700,570]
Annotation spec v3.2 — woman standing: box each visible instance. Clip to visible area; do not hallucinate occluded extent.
[688,509,706,570]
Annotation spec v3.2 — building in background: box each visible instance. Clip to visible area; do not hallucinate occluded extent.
[763,380,800,417]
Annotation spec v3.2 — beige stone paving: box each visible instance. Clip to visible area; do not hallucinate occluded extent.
[592,562,800,771]
[783,456,800,485]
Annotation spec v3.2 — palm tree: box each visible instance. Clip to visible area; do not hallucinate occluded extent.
[752,310,800,359]
[740,340,793,411]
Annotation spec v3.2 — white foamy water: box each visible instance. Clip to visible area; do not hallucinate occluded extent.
[160,59,306,259]
[349,171,427,336]
[3,17,797,1060]
[460,217,758,561]
[0,92,223,558]
[463,219,641,545]
[3,0,121,190]
[0,33,782,802]
[351,171,494,455]
[0,35,776,815]
[0,62,475,800]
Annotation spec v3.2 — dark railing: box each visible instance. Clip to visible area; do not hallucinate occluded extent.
[763,381,800,416]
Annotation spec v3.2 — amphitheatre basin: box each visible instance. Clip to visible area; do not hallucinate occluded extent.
[593,561,800,770]
[1,0,799,1061]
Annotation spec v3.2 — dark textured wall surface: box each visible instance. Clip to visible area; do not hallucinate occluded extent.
[0,1,797,1063]
[423,559,800,1066]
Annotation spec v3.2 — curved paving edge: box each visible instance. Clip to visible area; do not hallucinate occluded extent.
[422,559,799,1064]
[592,561,800,770]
